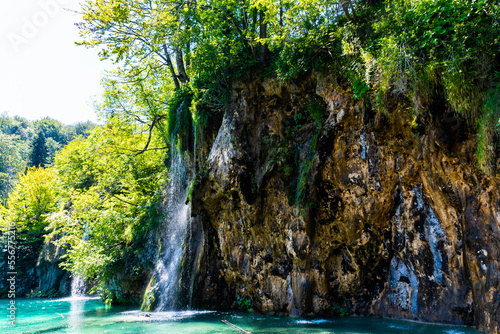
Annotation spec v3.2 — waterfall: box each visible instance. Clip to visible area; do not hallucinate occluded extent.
[154,102,193,311]
[360,133,367,160]
[71,275,86,298]
[71,226,89,298]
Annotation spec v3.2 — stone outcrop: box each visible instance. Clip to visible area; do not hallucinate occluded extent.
[36,235,71,296]
[188,73,500,333]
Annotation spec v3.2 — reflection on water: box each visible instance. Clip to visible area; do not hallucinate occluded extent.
[68,298,86,333]
[2,298,482,334]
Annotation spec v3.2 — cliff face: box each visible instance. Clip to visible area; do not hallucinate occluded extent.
[36,235,71,296]
[189,73,500,333]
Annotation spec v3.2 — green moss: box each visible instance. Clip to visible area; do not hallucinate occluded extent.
[185,167,209,204]
[235,295,253,312]
[186,180,195,204]
[295,156,314,205]
[293,112,306,131]
[141,276,157,311]
[330,301,352,317]
[352,78,370,99]
[32,289,62,298]
[165,87,194,154]
[293,132,319,207]
[477,83,500,175]
[263,136,290,175]
[305,98,326,127]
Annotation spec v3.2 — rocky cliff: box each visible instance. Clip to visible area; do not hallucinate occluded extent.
[35,235,71,297]
[186,73,500,333]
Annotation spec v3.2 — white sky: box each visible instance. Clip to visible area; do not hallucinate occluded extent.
[0,0,108,125]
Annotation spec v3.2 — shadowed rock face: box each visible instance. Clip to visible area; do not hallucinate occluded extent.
[36,235,71,296]
[188,73,500,333]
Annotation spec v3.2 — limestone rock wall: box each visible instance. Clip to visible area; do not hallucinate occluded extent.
[36,235,71,296]
[189,73,500,333]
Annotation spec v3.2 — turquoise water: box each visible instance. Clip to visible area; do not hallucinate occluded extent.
[0,298,481,334]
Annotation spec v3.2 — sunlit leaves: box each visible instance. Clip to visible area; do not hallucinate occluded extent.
[2,167,60,233]
[52,116,166,280]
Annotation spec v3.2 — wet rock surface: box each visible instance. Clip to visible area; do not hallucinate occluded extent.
[36,235,71,296]
[189,74,500,333]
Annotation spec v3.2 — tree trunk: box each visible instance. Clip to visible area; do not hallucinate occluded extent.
[347,0,359,22]
[175,47,189,84]
[242,0,249,31]
[185,42,191,69]
[341,1,353,22]
[251,8,258,34]
[279,0,283,27]
[163,43,180,91]
[341,0,358,22]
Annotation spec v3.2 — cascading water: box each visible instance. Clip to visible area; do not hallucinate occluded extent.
[71,275,86,298]
[154,102,193,311]
[71,226,89,298]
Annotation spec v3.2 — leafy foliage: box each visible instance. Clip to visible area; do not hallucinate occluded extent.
[235,295,253,312]
[2,167,60,233]
[49,116,167,288]
[0,114,96,204]
[477,81,500,174]
[0,167,61,296]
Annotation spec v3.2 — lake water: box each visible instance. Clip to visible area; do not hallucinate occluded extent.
[1,297,481,334]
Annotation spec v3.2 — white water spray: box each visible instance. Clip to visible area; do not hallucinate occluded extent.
[71,275,86,298]
[155,103,193,310]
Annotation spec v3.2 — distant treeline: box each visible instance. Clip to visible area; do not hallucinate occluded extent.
[0,113,96,204]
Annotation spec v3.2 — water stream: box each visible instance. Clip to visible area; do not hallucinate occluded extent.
[154,103,193,310]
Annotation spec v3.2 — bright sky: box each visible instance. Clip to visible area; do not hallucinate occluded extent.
[0,0,108,125]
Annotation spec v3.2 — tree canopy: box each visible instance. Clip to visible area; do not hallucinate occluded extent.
[48,115,167,285]
[0,114,96,204]
[2,167,60,233]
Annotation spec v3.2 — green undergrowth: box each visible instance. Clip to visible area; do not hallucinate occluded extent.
[330,300,352,317]
[235,295,253,312]
[31,289,64,299]
[477,82,500,175]
[256,0,500,174]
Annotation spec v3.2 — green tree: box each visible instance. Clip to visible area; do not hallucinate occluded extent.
[4,167,60,233]
[34,118,63,143]
[0,133,26,205]
[50,116,167,283]
[28,130,48,168]
[1,167,61,291]
[0,134,17,205]
[74,121,97,137]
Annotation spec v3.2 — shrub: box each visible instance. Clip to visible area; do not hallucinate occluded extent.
[235,295,253,312]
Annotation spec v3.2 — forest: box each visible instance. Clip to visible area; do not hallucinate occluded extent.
[1,0,500,332]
